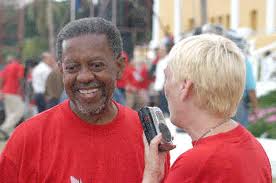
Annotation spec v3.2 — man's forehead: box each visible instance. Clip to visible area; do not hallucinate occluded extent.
[62,34,107,50]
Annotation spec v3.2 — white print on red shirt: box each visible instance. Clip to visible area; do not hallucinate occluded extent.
[70,176,83,183]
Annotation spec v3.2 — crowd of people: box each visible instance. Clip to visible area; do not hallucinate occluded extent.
[0,52,64,139]
[0,17,273,182]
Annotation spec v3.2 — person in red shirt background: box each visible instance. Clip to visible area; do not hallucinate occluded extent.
[125,58,152,110]
[113,51,131,105]
[0,57,25,135]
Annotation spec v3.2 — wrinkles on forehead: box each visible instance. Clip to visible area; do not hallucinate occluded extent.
[61,36,117,62]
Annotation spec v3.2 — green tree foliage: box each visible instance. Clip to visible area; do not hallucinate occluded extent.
[52,1,70,33]
[21,36,48,61]
[24,3,39,38]
[248,90,276,139]
[22,0,70,60]
[2,5,17,46]
[2,0,152,60]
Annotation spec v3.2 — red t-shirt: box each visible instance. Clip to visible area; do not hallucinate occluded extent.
[117,63,133,89]
[1,61,24,95]
[0,100,170,182]
[135,64,152,90]
[165,125,272,183]
[127,64,151,90]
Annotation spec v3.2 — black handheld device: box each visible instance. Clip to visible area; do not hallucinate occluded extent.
[138,106,173,152]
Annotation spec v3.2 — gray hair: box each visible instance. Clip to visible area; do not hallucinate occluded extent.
[56,17,123,62]
[201,24,225,35]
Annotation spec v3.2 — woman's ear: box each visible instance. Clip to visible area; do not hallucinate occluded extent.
[115,56,126,79]
[180,80,193,101]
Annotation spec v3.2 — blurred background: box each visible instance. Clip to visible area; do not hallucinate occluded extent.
[0,0,276,179]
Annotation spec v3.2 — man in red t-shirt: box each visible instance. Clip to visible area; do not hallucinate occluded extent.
[142,34,272,183]
[0,58,25,135]
[0,18,170,183]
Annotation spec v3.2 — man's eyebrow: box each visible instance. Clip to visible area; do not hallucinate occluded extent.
[87,56,105,60]
[63,56,105,61]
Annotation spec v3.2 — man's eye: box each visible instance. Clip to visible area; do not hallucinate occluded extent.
[65,65,78,72]
[90,63,105,72]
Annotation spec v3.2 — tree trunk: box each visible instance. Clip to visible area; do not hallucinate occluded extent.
[47,0,55,56]
[17,5,25,58]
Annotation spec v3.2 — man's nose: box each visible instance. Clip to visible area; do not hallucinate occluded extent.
[77,67,95,83]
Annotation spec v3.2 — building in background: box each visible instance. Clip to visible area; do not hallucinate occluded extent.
[151,0,276,50]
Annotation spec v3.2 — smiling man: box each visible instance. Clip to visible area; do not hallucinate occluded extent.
[60,33,120,123]
[0,18,170,183]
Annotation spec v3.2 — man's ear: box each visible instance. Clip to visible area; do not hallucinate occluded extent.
[180,80,193,101]
[115,56,126,79]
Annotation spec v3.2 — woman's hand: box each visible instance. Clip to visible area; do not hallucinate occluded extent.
[142,134,176,183]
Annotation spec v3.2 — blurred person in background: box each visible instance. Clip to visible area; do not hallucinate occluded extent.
[0,57,6,138]
[261,51,276,81]
[32,52,54,113]
[125,55,151,110]
[0,57,25,135]
[261,51,272,81]
[124,57,137,107]
[233,49,258,126]
[133,60,152,109]
[154,44,171,116]
[0,17,170,182]
[148,46,161,80]
[59,89,68,103]
[45,63,64,109]
[272,54,276,79]
[147,46,162,107]
[142,34,271,183]
[22,58,38,120]
[112,51,130,105]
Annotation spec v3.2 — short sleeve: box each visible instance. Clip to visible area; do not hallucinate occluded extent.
[245,58,256,91]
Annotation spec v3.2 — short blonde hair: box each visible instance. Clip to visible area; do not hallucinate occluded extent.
[167,34,245,118]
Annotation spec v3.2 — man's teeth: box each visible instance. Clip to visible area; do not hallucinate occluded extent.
[79,88,98,94]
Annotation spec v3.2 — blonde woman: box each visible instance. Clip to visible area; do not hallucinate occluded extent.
[142,34,272,183]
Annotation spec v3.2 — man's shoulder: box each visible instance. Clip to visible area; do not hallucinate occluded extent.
[117,102,138,117]
[16,102,67,134]
[116,103,141,127]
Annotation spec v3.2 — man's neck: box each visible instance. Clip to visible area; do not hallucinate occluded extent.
[70,101,118,125]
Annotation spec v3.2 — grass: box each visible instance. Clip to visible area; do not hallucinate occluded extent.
[247,90,276,139]
[258,90,276,108]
